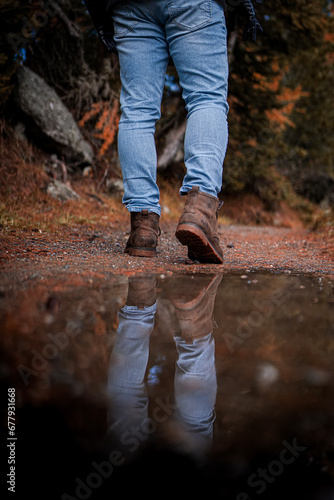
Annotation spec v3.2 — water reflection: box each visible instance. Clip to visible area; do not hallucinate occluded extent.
[1,271,334,499]
[107,275,221,460]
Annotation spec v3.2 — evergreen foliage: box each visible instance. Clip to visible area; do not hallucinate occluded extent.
[224,0,334,206]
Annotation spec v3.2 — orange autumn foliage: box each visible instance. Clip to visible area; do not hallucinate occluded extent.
[79,100,120,157]
[253,62,309,131]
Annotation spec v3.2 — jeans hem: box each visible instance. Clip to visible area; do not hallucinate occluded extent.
[179,186,219,198]
[127,206,161,217]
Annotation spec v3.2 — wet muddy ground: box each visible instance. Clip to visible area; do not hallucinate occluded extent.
[0,221,334,279]
[1,224,334,499]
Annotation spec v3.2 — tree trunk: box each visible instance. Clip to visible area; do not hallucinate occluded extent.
[157,120,186,170]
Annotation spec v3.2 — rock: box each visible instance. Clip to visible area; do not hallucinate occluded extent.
[162,204,171,215]
[82,166,93,178]
[14,66,93,165]
[47,180,80,201]
[107,178,124,198]
[13,122,27,143]
[44,154,68,182]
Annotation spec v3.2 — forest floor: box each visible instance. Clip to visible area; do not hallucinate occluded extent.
[1,166,334,283]
[1,207,334,285]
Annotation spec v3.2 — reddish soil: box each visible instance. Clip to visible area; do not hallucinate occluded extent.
[1,220,333,287]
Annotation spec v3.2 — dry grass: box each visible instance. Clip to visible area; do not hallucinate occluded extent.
[0,132,126,232]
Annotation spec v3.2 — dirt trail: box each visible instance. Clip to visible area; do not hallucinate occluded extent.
[0,222,333,287]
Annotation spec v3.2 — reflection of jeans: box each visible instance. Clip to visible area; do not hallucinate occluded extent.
[174,334,217,449]
[107,304,157,441]
[112,0,229,216]
[107,303,217,455]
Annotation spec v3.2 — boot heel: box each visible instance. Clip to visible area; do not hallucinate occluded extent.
[124,210,160,257]
[175,223,207,247]
[176,224,223,264]
[126,247,157,257]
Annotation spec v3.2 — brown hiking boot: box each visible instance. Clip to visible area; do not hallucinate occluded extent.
[175,186,224,264]
[173,274,222,343]
[126,275,157,308]
[125,210,160,257]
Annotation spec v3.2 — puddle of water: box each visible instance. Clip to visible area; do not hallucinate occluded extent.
[1,271,334,499]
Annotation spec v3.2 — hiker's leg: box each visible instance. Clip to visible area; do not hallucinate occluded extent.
[166,0,229,198]
[112,2,170,217]
[165,0,228,263]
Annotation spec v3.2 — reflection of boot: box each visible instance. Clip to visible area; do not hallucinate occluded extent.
[126,275,157,309]
[175,186,224,263]
[125,210,160,257]
[173,274,222,343]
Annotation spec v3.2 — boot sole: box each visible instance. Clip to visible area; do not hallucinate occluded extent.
[125,247,157,258]
[175,223,224,264]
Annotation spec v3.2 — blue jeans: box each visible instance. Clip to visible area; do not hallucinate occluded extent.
[112,0,229,216]
[107,303,217,457]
